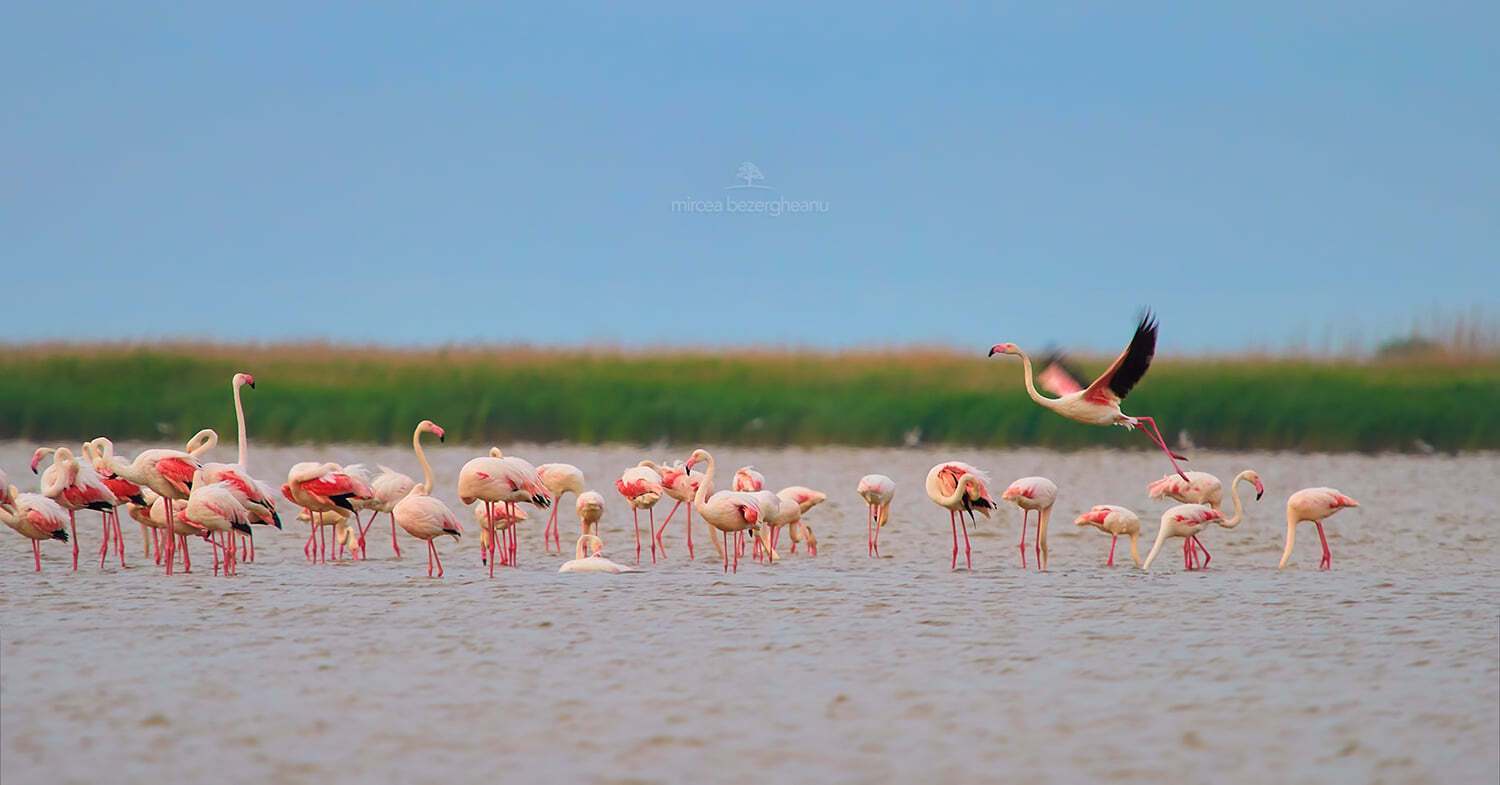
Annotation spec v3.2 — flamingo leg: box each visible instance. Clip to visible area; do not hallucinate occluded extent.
[872,506,881,557]
[1315,521,1331,570]
[658,501,680,554]
[67,509,78,571]
[33,539,42,572]
[950,510,958,570]
[1131,415,1190,481]
[1183,537,1192,570]
[1106,534,1117,566]
[179,534,191,573]
[99,512,111,569]
[390,512,401,558]
[487,524,497,579]
[722,530,730,573]
[649,507,658,564]
[960,515,972,570]
[509,503,519,567]
[686,504,694,560]
[1195,536,1212,568]
[732,530,740,573]
[866,504,874,557]
[164,500,174,575]
[633,508,642,564]
[1018,509,1029,569]
[427,540,435,577]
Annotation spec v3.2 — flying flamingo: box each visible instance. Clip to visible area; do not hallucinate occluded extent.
[343,464,415,559]
[925,462,996,571]
[394,420,462,578]
[645,460,702,559]
[989,311,1190,481]
[615,464,664,564]
[458,447,551,570]
[0,487,70,571]
[559,534,641,574]
[92,441,200,575]
[857,474,895,558]
[775,486,826,554]
[536,463,585,554]
[34,446,118,571]
[1279,488,1359,570]
[1074,505,1142,567]
[1000,476,1058,571]
[575,491,605,537]
[1142,504,1225,571]
[283,462,374,564]
[683,449,773,573]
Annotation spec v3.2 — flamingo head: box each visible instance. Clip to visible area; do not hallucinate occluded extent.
[988,342,1021,357]
[684,449,711,474]
[418,420,446,441]
[30,447,53,474]
[1243,471,1265,500]
[1075,506,1110,527]
[234,372,256,389]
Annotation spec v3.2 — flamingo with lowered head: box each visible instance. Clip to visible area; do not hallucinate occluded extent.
[559,534,641,574]
[684,449,772,573]
[1142,504,1225,571]
[857,474,895,558]
[394,420,462,577]
[732,466,765,493]
[645,459,702,559]
[1279,488,1359,570]
[989,311,1190,481]
[283,461,374,564]
[458,447,551,569]
[1000,476,1058,571]
[536,463,585,554]
[615,464,664,564]
[92,440,200,574]
[1148,469,1264,567]
[925,462,996,570]
[1074,505,1142,567]
[575,491,605,537]
[179,471,255,576]
[0,487,70,571]
[473,501,528,575]
[342,464,416,559]
[775,486,826,554]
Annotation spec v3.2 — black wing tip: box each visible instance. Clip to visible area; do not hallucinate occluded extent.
[53,530,69,542]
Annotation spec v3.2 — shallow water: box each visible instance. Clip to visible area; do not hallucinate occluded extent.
[2,441,1497,785]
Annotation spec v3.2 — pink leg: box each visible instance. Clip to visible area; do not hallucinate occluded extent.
[872,509,881,557]
[649,507,658,564]
[633,508,641,564]
[732,531,740,573]
[509,503,519,566]
[722,531,730,573]
[1107,535,1117,567]
[164,500,174,575]
[180,535,191,573]
[1195,536,1212,568]
[33,540,41,572]
[867,504,874,557]
[212,532,221,575]
[950,510,958,570]
[960,515,972,570]
[1018,509,1028,568]
[1133,416,1190,481]
[1183,537,1192,570]
[686,504,694,560]
[1315,522,1331,570]
[427,540,435,577]
[115,512,126,566]
[658,501,680,553]
[99,512,111,569]
[390,512,401,558]
[488,525,497,579]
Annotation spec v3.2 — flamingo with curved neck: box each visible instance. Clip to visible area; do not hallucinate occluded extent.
[925,462,995,570]
[683,449,771,573]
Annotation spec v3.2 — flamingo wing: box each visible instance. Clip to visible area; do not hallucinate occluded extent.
[1083,310,1158,404]
[1036,351,1086,397]
[156,456,199,494]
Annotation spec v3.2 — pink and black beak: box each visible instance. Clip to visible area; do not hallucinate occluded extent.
[988,344,1002,357]
[1254,478,1265,501]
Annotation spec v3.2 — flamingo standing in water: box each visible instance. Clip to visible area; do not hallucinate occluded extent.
[34,447,118,571]
[394,420,462,578]
[179,472,254,576]
[0,487,70,571]
[1000,476,1058,571]
[575,491,605,537]
[615,464,664,564]
[988,311,1190,481]
[342,465,415,559]
[684,449,772,573]
[732,467,765,492]
[92,441,200,575]
[857,474,895,558]
[194,373,282,561]
[646,460,702,559]
[473,501,528,571]
[536,463,585,554]
[1147,469,1264,567]
[925,462,996,571]
[775,486,826,554]
[559,534,641,574]
[1279,488,1359,570]
[81,440,148,565]
[283,462,374,564]
[1142,504,1225,571]
[1074,505,1142,567]
[457,447,551,570]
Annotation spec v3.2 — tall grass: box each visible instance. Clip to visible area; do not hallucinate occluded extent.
[1,343,1495,452]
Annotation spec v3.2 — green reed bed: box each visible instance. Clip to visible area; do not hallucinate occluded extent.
[1,344,1495,452]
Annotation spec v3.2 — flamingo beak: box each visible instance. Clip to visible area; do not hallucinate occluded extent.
[1254,479,1264,500]
[988,344,1001,357]
[29,451,43,474]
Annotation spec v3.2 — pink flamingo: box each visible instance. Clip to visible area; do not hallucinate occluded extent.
[857,474,895,558]
[1000,476,1058,571]
[283,462,374,564]
[473,501,527,571]
[732,466,765,493]
[535,463,585,554]
[615,464,664,564]
[645,459,702,559]
[92,441,200,575]
[194,373,282,561]
[989,311,1190,481]
[34,446,119,571]
[775,486,826,554]
[394,420,462,578]
[179,473,254,576]
[343,464,415,559]
[1074,505,1143,567]
[575,491,605,537]
[1279,488,1359,570]
[82,440,149,565]
[683,449,772,573]
[925,462,996,570]
[1142,504,1225,571]
[0,487,70,571]
[458,447,551,571]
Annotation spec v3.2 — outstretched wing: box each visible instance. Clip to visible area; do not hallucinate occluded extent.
[1083,311,1158,404]
[1036,350,1085,397]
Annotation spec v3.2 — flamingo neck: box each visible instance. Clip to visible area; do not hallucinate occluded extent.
[1015,350,1060,409]
[1222,472,1252,528]
[413,427,434,493]
[692,455,716,510]
[939,474,978,507]
[233,380,249,469]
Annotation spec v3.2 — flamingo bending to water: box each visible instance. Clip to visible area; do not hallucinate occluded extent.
[989,311,1190,481]
[575,491,605,537]
[536,463,585,554]
[775,486,826,554]
[1279,488,1359,570]
[1000,476,1058,571]
[615,465,663,564]
[1142,504,1224,571]
[342,464,415,559]
[0,488,70,571]
[925,462,996,570]
[283,462,374,564]
[646,460,702,559]
[857,474,895,557]
[1074,505,1142,567]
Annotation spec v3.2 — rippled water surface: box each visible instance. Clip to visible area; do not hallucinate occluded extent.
[2,441,1497,785]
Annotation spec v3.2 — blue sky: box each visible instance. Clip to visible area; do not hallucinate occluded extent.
[3,2,1495,353]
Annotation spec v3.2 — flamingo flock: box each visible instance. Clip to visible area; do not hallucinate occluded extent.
[4,318,1367,577]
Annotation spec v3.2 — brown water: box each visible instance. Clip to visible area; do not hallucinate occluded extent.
[2,441,1497,785]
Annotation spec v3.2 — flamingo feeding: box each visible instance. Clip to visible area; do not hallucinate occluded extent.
[342,464,416,559]
[683,449,772,573]
[457,447,551,570]
[1279,488,1359,570]
[394,420,462,578]
[988,311,1191,481]
[857,474,895,558]
[732,466,765,493]
[92,441,200,575]
[575,491,605,537]
[1141,504,1225,571]
[536,463,585,554]
[474,501,528,570]
[0,487,70,571]
[1000,476,1058,571]
[559,534,641,574]
[283,462,374,564]
[925,462,996,570]
[615,464,664,564]
[179,472,255,576]
[775,486,826,554]
[1074,505,1142,567]
[645,460,702,559]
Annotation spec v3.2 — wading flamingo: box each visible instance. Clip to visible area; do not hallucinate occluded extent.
[195,373,282,561]
[775,486,826,554]
[298,507,357,559]
[576,491,605,537]
[1000,476,1058,571]
[789,521,818,556]
[1074,505,1142,567]
[684,449,772,573]
[0,488,70,571]
[559,534,641,574]
[1141,504,1225,571]
[394,420,462,578]
[180,472,254,576]
[1149,469,1264,566]
[82,440,149,565]
[92,441,200,575]
[925,462,996,570]
[1279,488,1359,570]
[748,490,785,563]
[283,462,374,564]
[732,466,765,493]
[989,311,1190,481]
[474,501,528,571]
[458,447,551,570]
[536,463,585,554]
[343,464,416,559]
[34,446,118,571]
[615,464,664,564]
[646,460,702,559]
[857,474,895,558]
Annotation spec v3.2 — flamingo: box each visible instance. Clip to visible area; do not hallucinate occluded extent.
[394,420,461,578]
[81,440,149,565]
[559,534,641,574]
[92,441,200,575]
[748,490,785,563]
[775,486,826,554]
[283,462,374,564]
[857,474,895,558]
[536,463,585,554]
[683,449,773,573]
[732,466,765,492]
[989,311,1191,481]
[0,487,70,571]
[1000,476,1058,571]
[1141,504,1225,571]
[1074,505,1142,567]
[788,520,818,556]
[342,464,415,559]
[925,462,996,570]
[34,446,118,571]
[615,464,663,564]
[193,373,282,561]
[575,491,605,537]
[473,501,528,572]
[1279,488,1359,570]
[179,472,254,576]
[645,459,702,559]
[457,447,551,570]
[1148,469,1264,566]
